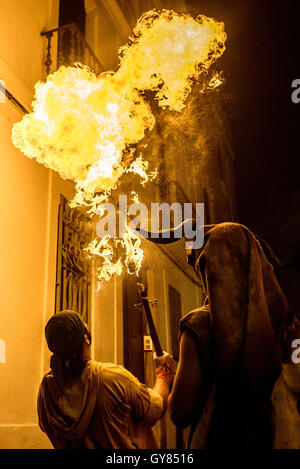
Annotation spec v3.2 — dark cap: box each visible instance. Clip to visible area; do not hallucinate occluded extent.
[45,310,85,359]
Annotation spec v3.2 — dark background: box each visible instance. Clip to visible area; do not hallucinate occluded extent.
[187,0,299,226]
[186,0,300,313]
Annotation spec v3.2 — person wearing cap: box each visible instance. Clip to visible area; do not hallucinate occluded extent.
[37,310,174,449]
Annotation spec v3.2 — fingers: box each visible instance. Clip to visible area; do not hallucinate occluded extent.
[153,351,176,372]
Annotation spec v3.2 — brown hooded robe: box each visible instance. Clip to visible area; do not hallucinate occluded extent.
[183,222,297,448]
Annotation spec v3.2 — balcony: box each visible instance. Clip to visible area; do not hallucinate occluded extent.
[41,22,104,76]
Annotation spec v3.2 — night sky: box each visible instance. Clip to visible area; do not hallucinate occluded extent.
[186,0,300,228]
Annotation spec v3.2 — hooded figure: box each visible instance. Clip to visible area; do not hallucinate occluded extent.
[138,221,300,448]
[38,310,174,449]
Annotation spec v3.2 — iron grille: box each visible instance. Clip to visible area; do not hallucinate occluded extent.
[55,194,94,325]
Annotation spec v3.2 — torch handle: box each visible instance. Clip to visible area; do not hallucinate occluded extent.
[137,283,163,357]
[141,296,163,357]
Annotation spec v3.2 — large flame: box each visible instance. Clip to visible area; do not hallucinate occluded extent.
[12,9,226,285]
[85,226,143,285]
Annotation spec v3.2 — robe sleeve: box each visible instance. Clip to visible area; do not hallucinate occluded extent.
[179,306,212,397]
[101,365,163,426]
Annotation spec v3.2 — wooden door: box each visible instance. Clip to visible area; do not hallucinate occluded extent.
[168,285,182,361]
[123,273,145,383]
[168,284,184,448]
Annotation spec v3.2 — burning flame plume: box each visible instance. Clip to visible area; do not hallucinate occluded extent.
[11,9,226,285]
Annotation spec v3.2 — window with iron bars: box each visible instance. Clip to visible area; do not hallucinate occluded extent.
[55,194,95,325]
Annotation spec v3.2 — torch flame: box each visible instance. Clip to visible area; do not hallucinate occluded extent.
[11,9,226,285]
[86,224,143,288]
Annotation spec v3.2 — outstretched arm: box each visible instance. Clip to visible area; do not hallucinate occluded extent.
[153,352,175,415]
[168,330,203,428]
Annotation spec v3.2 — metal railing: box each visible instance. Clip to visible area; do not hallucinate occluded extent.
[41,23,104,76]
